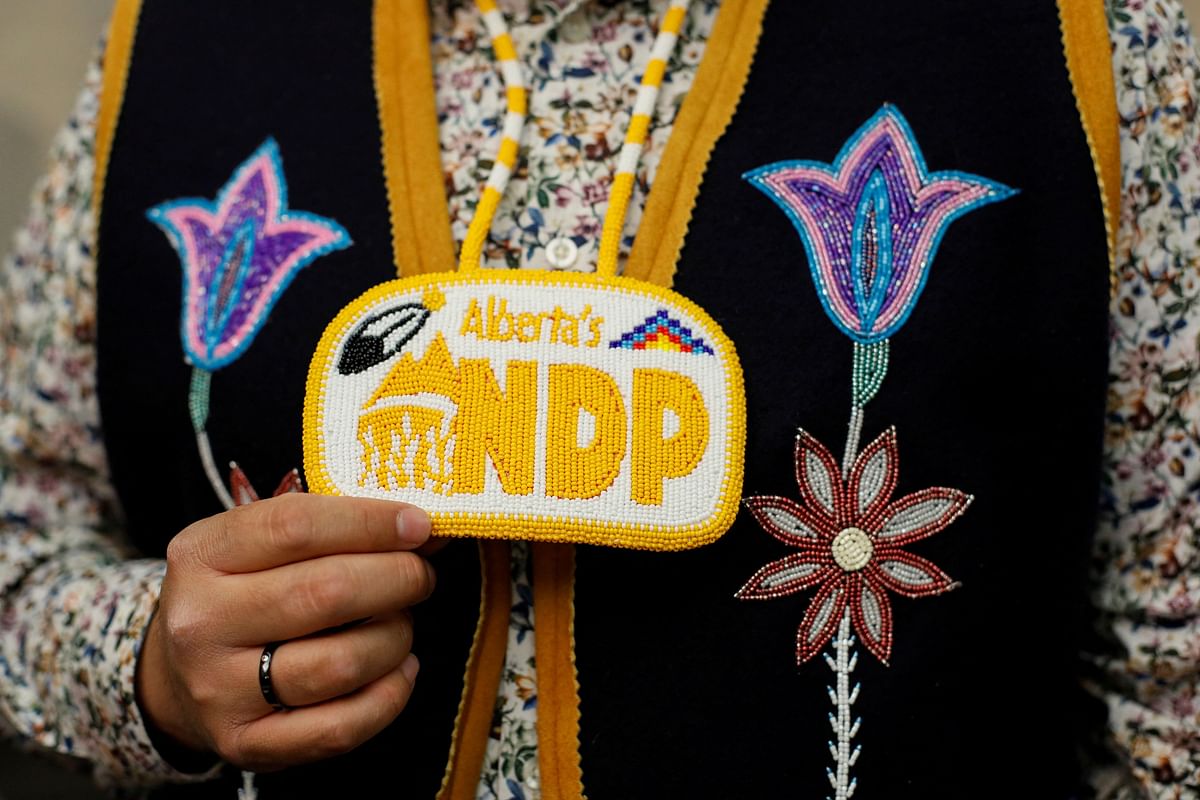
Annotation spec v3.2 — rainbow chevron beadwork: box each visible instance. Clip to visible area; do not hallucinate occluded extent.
[609,309,715,355]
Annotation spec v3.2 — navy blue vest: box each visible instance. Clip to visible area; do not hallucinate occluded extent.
[96,1,1111,796]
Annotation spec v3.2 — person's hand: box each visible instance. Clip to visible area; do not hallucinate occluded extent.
[135,493,436,772]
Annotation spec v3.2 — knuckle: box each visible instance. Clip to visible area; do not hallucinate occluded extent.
[313,642,360,694]
[317,718,360,757]
[165,529,197,570]
[392,614,414,650]
[173,512,243,574]
[266,496,317,556]
[219,724,286,773]
[394,553,431,599]
[297,564,353,619]
[220,501,257,541]
[188,670,224,711]
[216,723,293,773]
[161,598,208,650]
[380,675,412,719]
[350,502,374,542]
[212,727,249,767]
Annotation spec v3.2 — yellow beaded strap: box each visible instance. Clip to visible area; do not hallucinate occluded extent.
[596,0,690,278]
[457,0,527,273]
[457,0,694,276]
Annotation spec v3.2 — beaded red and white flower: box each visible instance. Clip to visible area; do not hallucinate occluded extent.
[740,106,1013,797]
[738,426,970,666]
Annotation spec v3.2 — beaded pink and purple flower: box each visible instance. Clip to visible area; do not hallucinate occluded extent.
[743,104,1012,346]
[741,105,1013,798]
[147,139,348,508]
[147,138,349,371]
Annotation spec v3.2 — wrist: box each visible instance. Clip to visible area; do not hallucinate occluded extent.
[135,608,220,772]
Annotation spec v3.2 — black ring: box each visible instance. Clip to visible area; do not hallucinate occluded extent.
[259,641,291,711]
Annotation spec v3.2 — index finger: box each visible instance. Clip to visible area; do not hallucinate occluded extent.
[181,493,431,573]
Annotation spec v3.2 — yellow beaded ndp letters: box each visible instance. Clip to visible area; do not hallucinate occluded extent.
[304,270,746,551]
[452,357,539,496]
[545,364,628,501]
[631,368,709,506]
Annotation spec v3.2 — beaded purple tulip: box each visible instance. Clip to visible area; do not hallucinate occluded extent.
[745,104,1014,414]
[147,139,350,508]
[745,104,1013,347]
[148,138,350,372]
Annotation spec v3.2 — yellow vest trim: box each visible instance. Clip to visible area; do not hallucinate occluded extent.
[1057,0,1121,298]
[374,0,457,277]
[531,543,585,800]
[94,0,144,256]
[436,540,513,800]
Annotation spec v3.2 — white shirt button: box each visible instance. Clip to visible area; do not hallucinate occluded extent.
[546,236,580,268]
[559,8,590,44]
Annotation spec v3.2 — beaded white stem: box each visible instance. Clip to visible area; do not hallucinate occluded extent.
[195,429,235,510]
[824,607,861,800]
[841,406,864,479]
[237,771,258,800]
[828,406,866,800]
[829,340,890,795]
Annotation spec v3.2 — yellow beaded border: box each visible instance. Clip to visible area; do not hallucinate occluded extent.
[303,269,746,551]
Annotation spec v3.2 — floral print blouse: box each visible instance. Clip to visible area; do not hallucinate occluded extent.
[1089,1,1200,795]
[0,0,1194,798]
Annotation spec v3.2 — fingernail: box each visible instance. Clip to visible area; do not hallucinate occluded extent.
[396,507,431,546]
[401,653,420,683]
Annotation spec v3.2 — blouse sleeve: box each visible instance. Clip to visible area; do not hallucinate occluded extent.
[0,43,219,788]
[1088,1,1200,796]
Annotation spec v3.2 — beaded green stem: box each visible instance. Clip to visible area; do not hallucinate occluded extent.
[188,367,212,430]
[842,340,889,477]
[189,366,235,510]
[850,340,889,408]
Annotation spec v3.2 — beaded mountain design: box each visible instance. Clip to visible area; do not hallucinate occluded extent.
[608,308,715,354]
[741,104,1014,798]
